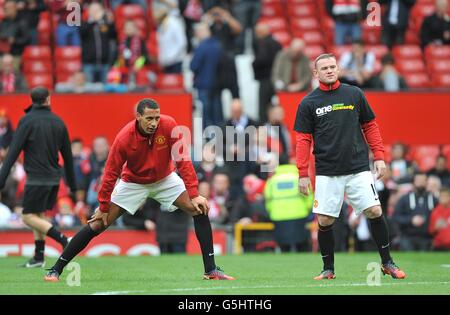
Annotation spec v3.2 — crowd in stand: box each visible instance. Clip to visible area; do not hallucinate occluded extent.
[1,102,450,252]
[0,0,448,95]
[0,0,450,253]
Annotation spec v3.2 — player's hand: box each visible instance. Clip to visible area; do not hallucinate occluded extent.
[374,160,387,180]
[298,177,311,196]
[87,207,108,226]
[191,196,210,215]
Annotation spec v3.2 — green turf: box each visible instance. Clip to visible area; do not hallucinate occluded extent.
[1,252,450,295]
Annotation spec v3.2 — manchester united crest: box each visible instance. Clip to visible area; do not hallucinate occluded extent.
[156,136,166,145]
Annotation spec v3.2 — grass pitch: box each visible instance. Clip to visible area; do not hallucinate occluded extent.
[1,252,449,295]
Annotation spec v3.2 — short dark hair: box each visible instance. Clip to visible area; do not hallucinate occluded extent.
[314,53,336,69]
[136,98,159,114]
[30,86,49,105]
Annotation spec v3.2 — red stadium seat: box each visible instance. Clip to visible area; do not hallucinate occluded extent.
[55,72,72,84]
[361,23,382,45]
[427,59,450,74]
[303,45,325,60]
[366,45,389,59]
[286,0,314,4]
[295,31,324,45]
[403,72,431,89]
[261,2,284,17]
[272,31,291,48]
[392,45,422,59]
[115,4,145,20]
[287,3,317,17]
[155,74,184,92]
[23,46,51,61]
[55,46,81,60]
[395,59,426,73]
[416,155,437,171]
[410,4,435,31]
[411,145,441,160]
[26,74,53,89]
[425,45,450,59]
[290,17,320,31]
[431,73,450,88]
[404,29,420,45]
[56,60,82,73]
[23,60,53,74]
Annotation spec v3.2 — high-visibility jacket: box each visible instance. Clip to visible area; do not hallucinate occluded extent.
[264,164,313,221]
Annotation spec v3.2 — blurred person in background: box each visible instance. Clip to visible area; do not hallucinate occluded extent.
[208,172,233,224]
[428,155,450,188]
[393,172,437,251]
[339,39,376,88]
[427,175,442,199]
[0,53,28,93]
[49,0,81,46]
[252,23,282,123]
[389,142,415,184]
[0,109,14,150]
[373,53,408,91]
[429,187,450,250]
[233,0,261,54]
[272,38,311,93]
[264,162,314,252]
[55,71,104,93]
[0,87,76,268]
[326,0,367,45]
[380,0,416,48]
[420,0,450,48]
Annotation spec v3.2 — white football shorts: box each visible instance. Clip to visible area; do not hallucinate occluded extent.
[111,172,186,214]
[313,171,381,218]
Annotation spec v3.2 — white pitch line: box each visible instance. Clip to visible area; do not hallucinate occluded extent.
[441,264,450,268]
[92,290,146,295]
[159,281,450,293]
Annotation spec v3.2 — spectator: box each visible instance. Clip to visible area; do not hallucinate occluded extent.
[55,71,104,93]
[70,138,89,195]
[0,0,30,66]
[264,106,291,166]
[428,155,450,188]
[0,109,14,150]
[207,172,234,224]
[0,54,28,93]
[52,196,81,228]
[252,22,282,123]
[223,99,259,199]
[48,0,81,46]
[203,6,242,55]
[80,2,117,83]
[122,198,157,232]
[85,136,109,191]
[264,163,314,252]
[179,0,203,52]
[427,175,442,198]
[429,187,450,250]
[380,0,416,48]
[0,199,11,228]
[116,20,154,87]
[190,22,222,129]
[233,0,261,54]
[16,0,47,45]
[349,209,378,251]
[373,53,408,91]
[339,39,376,88]
[420,0,450,48]
[154,7,187,73]
[194,143,222,183]
[272,38,312,93]
[393,172,437,251]
[230,174,268,226]
[326,0,367,45]
[389,142,415,184]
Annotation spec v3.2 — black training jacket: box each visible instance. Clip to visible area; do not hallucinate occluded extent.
[0,104,76,189]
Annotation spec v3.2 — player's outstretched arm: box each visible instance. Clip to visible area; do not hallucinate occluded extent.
[374,160,387,180]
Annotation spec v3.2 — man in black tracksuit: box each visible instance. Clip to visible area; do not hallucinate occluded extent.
[0,87,76,268]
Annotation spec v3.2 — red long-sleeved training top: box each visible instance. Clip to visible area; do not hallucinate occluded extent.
[98,115,198,212]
